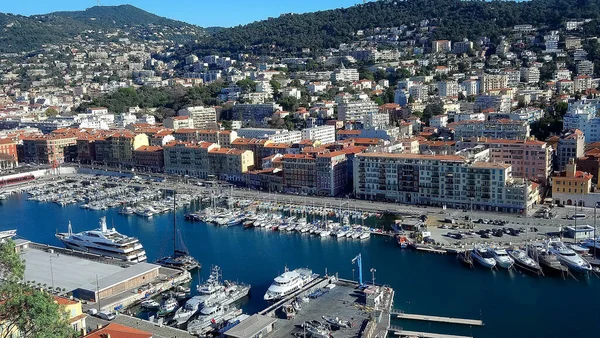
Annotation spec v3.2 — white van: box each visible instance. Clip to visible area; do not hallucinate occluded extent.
[97,311,115,321]
[571,213,586,220]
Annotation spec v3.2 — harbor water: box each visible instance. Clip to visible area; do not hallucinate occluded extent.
[1,193,599,338]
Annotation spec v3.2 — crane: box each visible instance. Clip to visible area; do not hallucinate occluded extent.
[351,253,363,286]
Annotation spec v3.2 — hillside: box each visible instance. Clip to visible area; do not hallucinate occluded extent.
[184,0,600,55]
[0,5,205,53]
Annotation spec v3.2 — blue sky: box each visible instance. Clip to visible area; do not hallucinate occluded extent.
[1,0,362,27]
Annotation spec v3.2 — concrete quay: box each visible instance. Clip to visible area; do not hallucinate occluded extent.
[389,326,472,338]
[391,311,483,326]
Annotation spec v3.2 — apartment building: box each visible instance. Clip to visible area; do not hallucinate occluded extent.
[316,151,349,196]
[0,139,18,164]
[353,153,537,213]
[164,116,194,130]
[237,128,301,143]
[520,67,540,84]
[231,103,283,127]
[563,99,600,143]
[338,100,379,121]
[301,125,336,144]
[481,74,508,92]
[574,75,593,93]
[282,154,317,194]
[22,134,77,164]
[163,141,254,181]
[552,159,594,206]
[231,138,273,169]
[133,145,164,172]
[106,132,149,165]
[439,81,460,98]
[456,138,552,184]
[453,119,530,140]
[178,106,218,130]
[363,111,390,129]
[556,129,585,171]
[577,60,594,76]
[432,40,452,53]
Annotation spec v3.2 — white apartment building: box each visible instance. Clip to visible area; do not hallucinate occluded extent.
[332,66,360,82]
[353,153,537,213]
[439,81,459,98]
[236,128,302,143]
[556,129,585,171]
[301,125,336,144]
[501,69,521,87]
[577,60,594,76]
[430,115,448,128]
[461,79,481,96]
[453,119,530,140]
[481,74,508,92]
[338,100,379,121]
[563,99,600,143]
[520,67,540,84]
[555,69,572,81]
[574,75,593,92]
[432,40,452,53]
[281,87,302,99]
[178,106,218,129]
[452,40,473,54]
[362,111,390,129]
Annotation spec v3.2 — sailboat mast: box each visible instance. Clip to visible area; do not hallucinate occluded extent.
[173,190,177,255]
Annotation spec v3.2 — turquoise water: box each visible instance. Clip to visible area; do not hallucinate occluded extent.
[1,194,598,338]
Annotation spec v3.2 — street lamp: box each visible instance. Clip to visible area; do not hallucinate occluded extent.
[370,268,376,286]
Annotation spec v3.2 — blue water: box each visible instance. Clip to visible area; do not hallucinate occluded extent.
[1,194,599,338]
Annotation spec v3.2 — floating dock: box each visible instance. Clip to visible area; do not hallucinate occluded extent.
[389,326,473,338]
[391,310,483,326]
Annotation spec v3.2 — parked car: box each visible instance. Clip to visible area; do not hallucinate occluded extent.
[96,311,115,321]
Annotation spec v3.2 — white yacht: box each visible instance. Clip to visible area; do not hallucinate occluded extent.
[264,267,317,301]
[187,303,241,335]
[471,247,497,269]
[172,296,204,325]
[548,240,592,273]
[489,248,514,269]
[56,217,147,262]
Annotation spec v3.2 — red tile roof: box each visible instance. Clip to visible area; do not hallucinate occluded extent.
[84,323,152,338]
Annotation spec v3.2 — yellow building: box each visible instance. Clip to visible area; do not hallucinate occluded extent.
[107,131,149,165]
[55,296,87,335]
[552,159,593,206]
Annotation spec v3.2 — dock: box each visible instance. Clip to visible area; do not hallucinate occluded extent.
[414,245,447,254]
[391,310,483,326]
[389,326,472,338]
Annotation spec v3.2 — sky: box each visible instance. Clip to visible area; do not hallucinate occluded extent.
[1,0,362,27]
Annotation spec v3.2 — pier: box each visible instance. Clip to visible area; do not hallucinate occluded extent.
[391,310,483,326]
[389,326,473,338]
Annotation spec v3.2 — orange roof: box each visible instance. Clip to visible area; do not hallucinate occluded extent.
[0,139,16,145]
[317,150,347,158]
[174,128,199,134]
[471,162,511,169]
[282,153,315,160]
[357,152,466,162]
[135,146,162,152]
[84,323,152,338]
[54,296,78,306]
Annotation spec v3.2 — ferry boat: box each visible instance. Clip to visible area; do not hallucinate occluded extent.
[264,267,318,301]
[56,217,147,262]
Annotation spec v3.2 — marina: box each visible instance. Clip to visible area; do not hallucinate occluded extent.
[1,180,600,337]
[391,312,483,326]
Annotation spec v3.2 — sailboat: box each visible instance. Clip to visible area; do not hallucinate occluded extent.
[155,191,201,271]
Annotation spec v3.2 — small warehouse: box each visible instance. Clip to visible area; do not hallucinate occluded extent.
[75,262,160,302]
[565,225,595,240]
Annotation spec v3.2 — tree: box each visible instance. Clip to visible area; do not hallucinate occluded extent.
[236,78,256,93]
[45,108,59,117]
[221,120,233,130]
[0,240,75,338]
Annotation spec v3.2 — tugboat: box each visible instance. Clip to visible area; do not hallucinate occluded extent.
[156,192,201,271]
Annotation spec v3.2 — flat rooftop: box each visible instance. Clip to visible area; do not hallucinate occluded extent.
[21,245,125,292]
[268,282,377,338]
[79,262,160,292]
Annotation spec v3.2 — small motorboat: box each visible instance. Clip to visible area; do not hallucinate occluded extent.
[140,299,160,310]
[507,249,542,275]
[489,248,514,269]
[471,247,497,269]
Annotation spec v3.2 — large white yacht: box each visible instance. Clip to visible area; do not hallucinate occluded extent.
[548,240,592,273]
[56,217,147,262]
[264,267,317,301]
